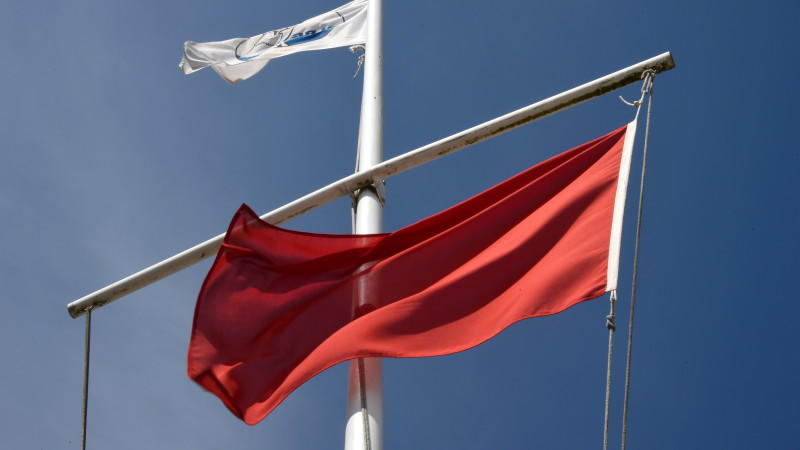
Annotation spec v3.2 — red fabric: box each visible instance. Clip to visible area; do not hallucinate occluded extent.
[189,125,629,424]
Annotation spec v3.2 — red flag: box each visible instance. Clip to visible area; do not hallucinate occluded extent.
[189,122,637,424]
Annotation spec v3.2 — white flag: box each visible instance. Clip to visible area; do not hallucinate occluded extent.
[180,0,368,84]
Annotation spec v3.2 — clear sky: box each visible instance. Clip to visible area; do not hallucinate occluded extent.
[1,1,798,449]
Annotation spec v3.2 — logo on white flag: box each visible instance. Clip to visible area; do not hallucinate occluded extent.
[181,0,367,84]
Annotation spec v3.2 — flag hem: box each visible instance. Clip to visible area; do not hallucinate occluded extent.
[606,120,638,291]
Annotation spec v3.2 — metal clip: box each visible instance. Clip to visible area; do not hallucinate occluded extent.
[620,68,657,107]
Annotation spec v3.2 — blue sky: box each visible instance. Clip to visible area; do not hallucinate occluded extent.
[1,0,798,449]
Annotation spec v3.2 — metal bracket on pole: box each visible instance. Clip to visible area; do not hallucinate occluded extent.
[351,180,386,213]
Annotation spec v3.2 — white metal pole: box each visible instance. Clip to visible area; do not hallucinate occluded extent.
[66,52,675,319]
[345,1,383,449]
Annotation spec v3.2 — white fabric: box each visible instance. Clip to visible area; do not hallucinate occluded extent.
[180,0,368,84]
[606,120,638,292]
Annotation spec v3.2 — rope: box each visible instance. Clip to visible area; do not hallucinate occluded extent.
[620,73,655,450]
[81,306,93,450]
[602,290,617,450]
[357,358,373,450]
[603,70,655,450]
[350,45,366,78]
[350,67,372,447]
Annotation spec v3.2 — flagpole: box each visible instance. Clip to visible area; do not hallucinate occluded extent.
[345,0,384,449]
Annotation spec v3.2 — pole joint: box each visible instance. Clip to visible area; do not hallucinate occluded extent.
[350,180,386,212]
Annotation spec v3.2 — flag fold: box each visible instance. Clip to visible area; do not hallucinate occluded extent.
[180,0,368,84]
[189,123,636,424]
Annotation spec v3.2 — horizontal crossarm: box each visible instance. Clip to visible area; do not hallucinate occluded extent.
[67,52,675,318]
